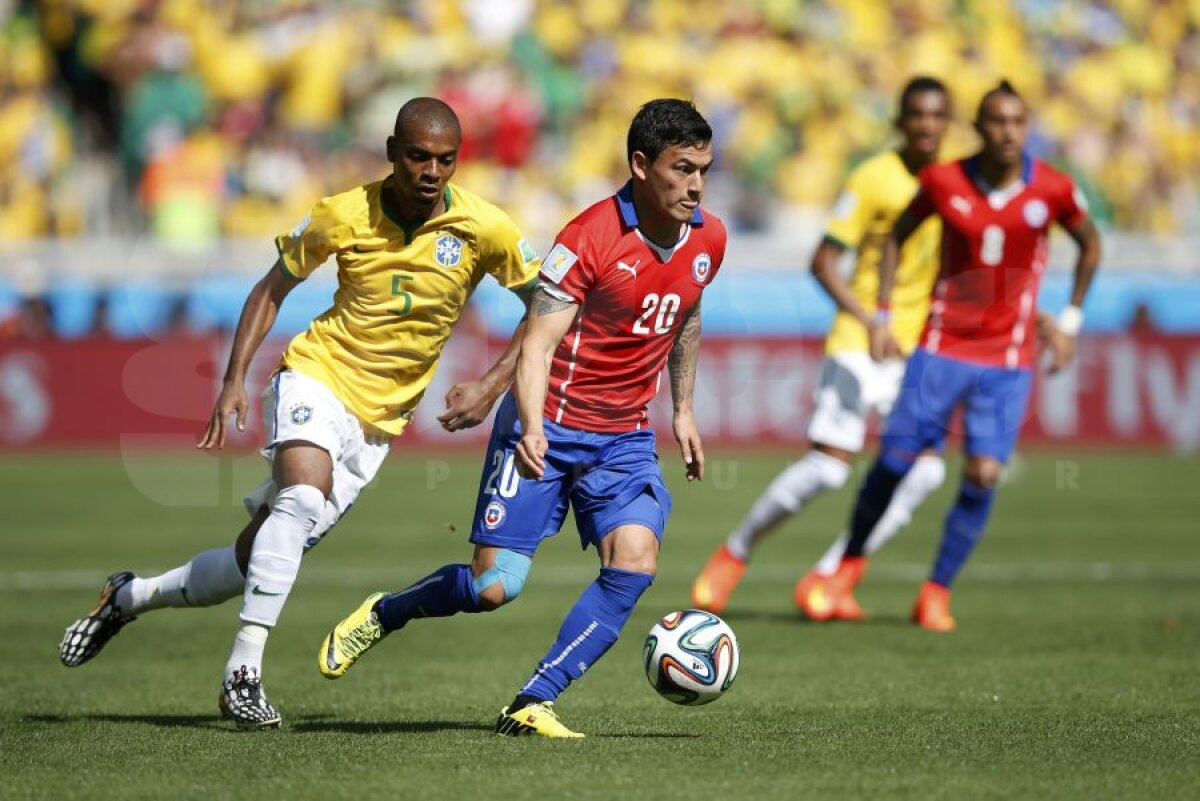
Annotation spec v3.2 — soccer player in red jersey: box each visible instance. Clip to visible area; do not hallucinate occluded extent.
[319,100,727,735]
[838,81,1101,631]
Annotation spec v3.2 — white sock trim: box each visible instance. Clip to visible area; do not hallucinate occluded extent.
[726,450,852,561]
[811,455,944,576]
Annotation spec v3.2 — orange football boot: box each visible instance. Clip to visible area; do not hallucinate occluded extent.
[795,556,867,622]
[912,580,956,632]
[691,545,746,614]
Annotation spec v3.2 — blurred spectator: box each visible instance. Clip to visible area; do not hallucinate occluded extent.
[0,0,1196,243]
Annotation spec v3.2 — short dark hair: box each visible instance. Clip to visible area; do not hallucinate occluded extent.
[394,97,462,141]
[975,80,1023,122]
[626,99,713,165]
[898,76,949,117]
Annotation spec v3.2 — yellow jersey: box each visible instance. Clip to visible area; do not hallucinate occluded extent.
[276,178,539,435]
[822,150,941,356]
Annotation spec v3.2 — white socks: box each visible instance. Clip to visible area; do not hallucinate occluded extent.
[117,546,245,615]
[239,484,325,628]
[225,623,269,680]
[725,450,851,561]
[813,454,946,576]
[225,484,324,679]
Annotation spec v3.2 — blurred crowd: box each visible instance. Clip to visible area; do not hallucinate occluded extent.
[0,0,1198,249]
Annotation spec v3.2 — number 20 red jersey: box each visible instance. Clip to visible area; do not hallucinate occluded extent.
[538,181,728,432]
[911,155,1088,369]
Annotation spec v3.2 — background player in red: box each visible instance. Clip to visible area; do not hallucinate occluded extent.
[318,99,727,736]
[837,81,1101,631]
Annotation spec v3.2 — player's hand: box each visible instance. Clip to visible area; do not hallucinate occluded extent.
[673,409,705,482]
[1037,313,1076,374]
[198,380,248,450]
[437,380,498,432]
[515,431,549,479]
[868,320,902,362]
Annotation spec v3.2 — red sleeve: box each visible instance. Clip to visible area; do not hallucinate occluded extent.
[1054,173,1089,230]
[706,216,728,282]
[538,219,597,303]
[907,166,940,222]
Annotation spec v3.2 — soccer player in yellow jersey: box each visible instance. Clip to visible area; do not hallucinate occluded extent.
[692,77,952,620]
[59,98,541,728]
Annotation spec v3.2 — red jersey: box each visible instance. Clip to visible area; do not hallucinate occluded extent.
[913,156,1088,368]
[538,182,727,432]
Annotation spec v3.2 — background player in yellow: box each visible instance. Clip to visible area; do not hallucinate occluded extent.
[692,77,951,620]
[58,98,540,729]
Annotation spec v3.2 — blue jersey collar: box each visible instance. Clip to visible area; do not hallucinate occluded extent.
[964,152,1033,190]
[616,180,704,228]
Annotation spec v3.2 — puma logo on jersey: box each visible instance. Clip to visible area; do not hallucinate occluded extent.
[616,260,640,279]
[950,196,973,217]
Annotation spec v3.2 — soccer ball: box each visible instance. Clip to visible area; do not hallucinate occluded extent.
[643,609,739,705]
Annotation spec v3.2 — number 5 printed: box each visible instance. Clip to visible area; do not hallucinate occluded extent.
[390,273,414,316]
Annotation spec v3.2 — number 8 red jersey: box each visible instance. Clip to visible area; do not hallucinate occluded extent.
[912,156,1089,369]
[538,181,728,432]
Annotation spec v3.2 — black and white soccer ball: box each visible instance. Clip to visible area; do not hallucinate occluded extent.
[643,609,739,706]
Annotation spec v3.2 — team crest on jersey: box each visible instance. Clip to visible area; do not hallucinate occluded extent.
[692,253,712,284]
[483,500,507,530]
[288,402,313,426]
[434,233,464,268]
[1023,199,1049,228]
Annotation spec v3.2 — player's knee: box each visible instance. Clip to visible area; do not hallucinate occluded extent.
[914,453,947,489]
[606,544,659,576]
[471,549,532,611]
[271,484,326,532]
[965,457,1002,489]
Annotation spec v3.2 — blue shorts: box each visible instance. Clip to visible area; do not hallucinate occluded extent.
[882,348,1033,463]
[469,393,673,555]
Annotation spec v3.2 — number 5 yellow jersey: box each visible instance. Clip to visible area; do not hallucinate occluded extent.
[275,178,539,435]
[822,151,941,356]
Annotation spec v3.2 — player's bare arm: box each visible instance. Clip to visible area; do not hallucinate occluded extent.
[198,261,299,449]
[438,282,537,432]
[810,237,872,328]
[513,283,579,479]
[1043,217,1101,374]
[669,299,704,482]
[873,203,929,361]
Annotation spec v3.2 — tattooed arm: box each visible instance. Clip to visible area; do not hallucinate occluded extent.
[669,299,704,482]
[513,283,579,478]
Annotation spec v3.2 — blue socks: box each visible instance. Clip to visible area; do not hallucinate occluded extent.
[518,567,654,703]
[931,480,996,587]
[844,452,913,558]
[374,564,482,632]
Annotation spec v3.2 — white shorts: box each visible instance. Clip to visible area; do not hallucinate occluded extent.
[242,369,391,550]
[806,352,907,453]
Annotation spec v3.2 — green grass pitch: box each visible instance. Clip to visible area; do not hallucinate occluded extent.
[1,449,1197,799]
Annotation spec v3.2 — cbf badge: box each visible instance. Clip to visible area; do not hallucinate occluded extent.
[692,252,712,284]
[483,500,507,530]
[435,233,464,268]
[289,402,313,426]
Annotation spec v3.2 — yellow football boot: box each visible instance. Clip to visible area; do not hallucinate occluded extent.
[494,701,585,738]
[318,592,387,679]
